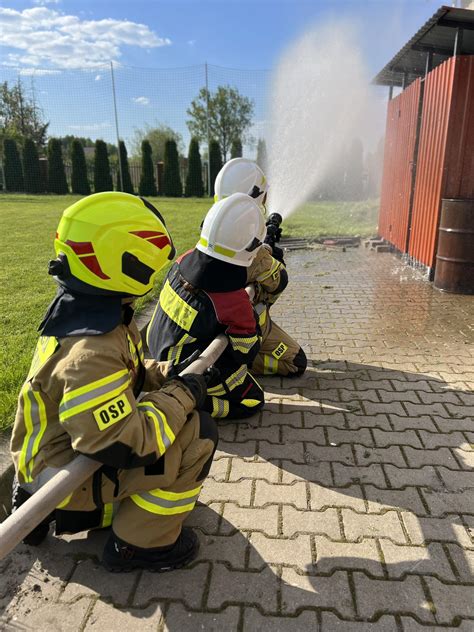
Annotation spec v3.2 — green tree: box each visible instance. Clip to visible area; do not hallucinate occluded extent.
[230,138,242,159]
[71,139,90,195]
[23,138,44,193]
[131,123,183,162]
[138,140,157,196]
[185,137,204,197]
[163,139,182,197]
[186,85,254,162]
[256,138,268,172]
[3,138,24,191]
[118,140,134,194]
[209,140,222,197]
[0,80,49,151]
[47,138,68,194]
[94,140,113,192]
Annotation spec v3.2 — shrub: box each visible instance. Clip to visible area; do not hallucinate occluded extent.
[118,140,134,194]
[185,137,204,197]
[22,139,44,193]
[230,138,242,158]
[162,139,182,197]
[47,138,68,194]
[94,139,113,192]
[209,140,222,197]
[138,140,157,197]
[70,139,90,195]
[3,138,24,192]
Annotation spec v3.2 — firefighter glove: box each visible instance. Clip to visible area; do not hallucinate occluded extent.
[177,374,208,409]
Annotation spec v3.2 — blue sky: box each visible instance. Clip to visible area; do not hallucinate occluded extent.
[0,0,453,152]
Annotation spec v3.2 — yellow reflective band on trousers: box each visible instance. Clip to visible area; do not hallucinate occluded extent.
[211,397,230,418]
[18,385,48,483]
[263,354,279,375]
[56,493,73,509]
[225,365,247,391]
[242,399,262,408]
[256,258,281,282]
[229,335,258,354]
[138,401,176,456]
[130,485,202,515]
[102,503,114,527]
[159,279,198,331]
[59,369,130,423]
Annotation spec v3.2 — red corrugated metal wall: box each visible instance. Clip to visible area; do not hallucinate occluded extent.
[443,56,474,199]
[408,58,456,268]
[378,79,421,252]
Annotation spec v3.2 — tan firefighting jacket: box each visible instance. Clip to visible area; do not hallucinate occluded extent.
[11,319,196,486]
[246,246,288,326]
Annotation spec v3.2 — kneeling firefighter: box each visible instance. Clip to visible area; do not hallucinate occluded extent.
[10,192,218,572]
[214,158,307,378]
[147,193,265,421]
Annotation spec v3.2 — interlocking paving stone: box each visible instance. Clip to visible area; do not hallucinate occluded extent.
[342,509,408,544]
[400,617,474,632]
[249,533,312,570]
[221,503,280,536]
[445,544,474,582]
[134,562,209,609]
[354,444,406,467]
[281,506,342,539]
[401,513,474,547]
[228,458,281,482]
[85,602,164,631]
[279,461,333,485]
[332,463,386,487]
[199,479,253,505]
[313,535,383,576]
[322,613,399,631]
[310,483,366,512]
[383,464,441,489]
[353,573,436,623]
[254,480,308,509]
[425,577,474,625]
[403,446,461,469]
[5,597,93,631]
[280,569,354,616]
[164,603,240,631]
[207,565,279,612]
[243,608,318,631]
[372,429,423,448]
[419,488,474,517]
[379,540,456,581]
[364,486,427,516]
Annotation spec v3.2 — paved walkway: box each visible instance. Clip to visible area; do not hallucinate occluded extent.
[1,247,473,631]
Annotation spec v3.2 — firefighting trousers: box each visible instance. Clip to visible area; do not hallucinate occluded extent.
[251,306,307,377]
[51,410,218,548]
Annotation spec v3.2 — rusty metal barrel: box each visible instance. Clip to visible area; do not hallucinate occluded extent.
[434,199,474,294]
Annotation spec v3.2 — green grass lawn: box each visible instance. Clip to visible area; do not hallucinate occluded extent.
[0,194,378,430]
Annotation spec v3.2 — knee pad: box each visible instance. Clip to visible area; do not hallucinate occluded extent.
[290,347,307,377]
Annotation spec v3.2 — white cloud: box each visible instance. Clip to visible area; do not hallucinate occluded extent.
[188,40,196,47]
[132,96,150,106]
[33,0,61,5]
[95,74,101,81]
[68,122,111,131]
[0,7,171,70]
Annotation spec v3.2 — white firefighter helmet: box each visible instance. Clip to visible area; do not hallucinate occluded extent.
[214,158,268,210]
[197,192,266,267]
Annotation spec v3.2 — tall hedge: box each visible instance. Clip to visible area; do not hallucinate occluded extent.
[185,137,204,197]
[138,140,157,196]
[71,139,90,195]
[22,139,44,193]
[47,138,68,194]
[209,140,222,197]
[94,140,113,192]
[162,139,182,197]
[118,140,134,194]
[3,138,24,192]
[230,138,242,159]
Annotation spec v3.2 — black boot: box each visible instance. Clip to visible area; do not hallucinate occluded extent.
[102,527,199,573]
[11,475,53,545]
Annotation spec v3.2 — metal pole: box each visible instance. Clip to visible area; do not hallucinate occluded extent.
[425,51,433,76]
[388,85,394,101]
[110,61,123,192]
[205,62,212,197]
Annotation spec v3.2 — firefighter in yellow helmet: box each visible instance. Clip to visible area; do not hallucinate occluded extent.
[214,158,307,378]
[10,192,218,572]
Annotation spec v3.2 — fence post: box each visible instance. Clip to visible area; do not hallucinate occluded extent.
[110,61,123,192]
